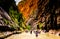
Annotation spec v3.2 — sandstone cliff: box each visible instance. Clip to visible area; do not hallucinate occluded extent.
[18,0,60,30]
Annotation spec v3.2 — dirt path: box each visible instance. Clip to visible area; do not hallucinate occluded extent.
[5,32,60,39]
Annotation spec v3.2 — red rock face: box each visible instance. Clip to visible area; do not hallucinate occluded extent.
[18,0,38,21]
[18,0,49,28]
[18,0,60,30]
[18,0,49,22]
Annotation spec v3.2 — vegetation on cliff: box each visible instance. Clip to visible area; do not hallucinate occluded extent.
[18,0,60,31]
[0,0,24,31]
[0,0,60,32]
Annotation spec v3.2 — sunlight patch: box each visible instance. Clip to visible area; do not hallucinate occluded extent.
[15,0,22,5]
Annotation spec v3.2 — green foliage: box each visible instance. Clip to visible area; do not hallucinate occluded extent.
[9,6,23,30]
[9,6,32,31]
[26,25,31,30]
[3,18,9,25]
[38,22,44,30]
[22,22,26,29]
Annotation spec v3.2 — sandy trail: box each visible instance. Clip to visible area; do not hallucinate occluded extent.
[5,32,60,39]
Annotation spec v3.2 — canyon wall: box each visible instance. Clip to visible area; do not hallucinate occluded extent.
[18,0,60,30]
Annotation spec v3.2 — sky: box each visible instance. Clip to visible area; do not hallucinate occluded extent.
[15,0,21,5]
